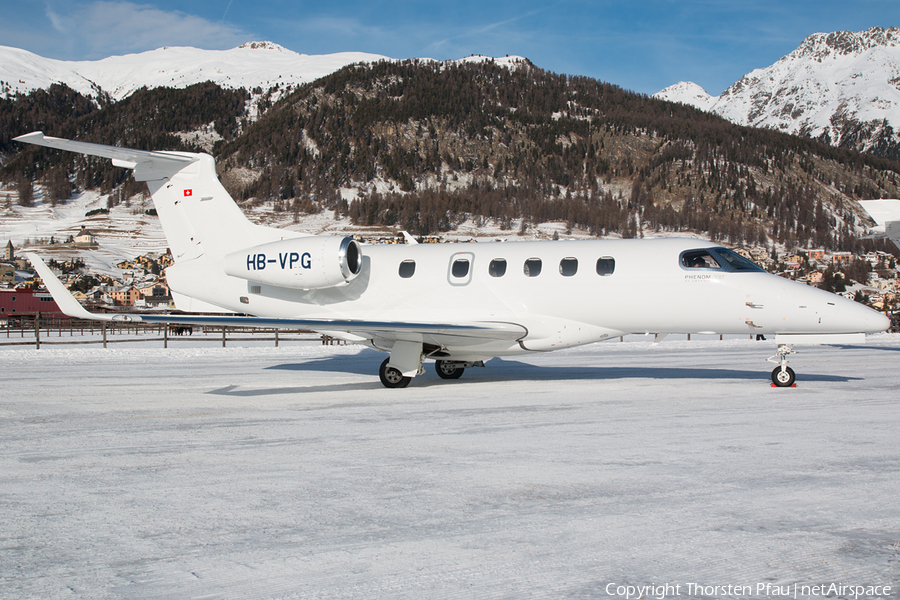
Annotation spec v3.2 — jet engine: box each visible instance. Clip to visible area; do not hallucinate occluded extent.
[224,236,362,290]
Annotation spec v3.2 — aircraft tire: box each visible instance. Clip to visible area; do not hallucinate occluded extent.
[771,366,796,387]
[380,358,411,388]
[435,360,465,379]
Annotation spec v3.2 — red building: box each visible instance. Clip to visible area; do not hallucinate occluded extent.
[0,288,70,320]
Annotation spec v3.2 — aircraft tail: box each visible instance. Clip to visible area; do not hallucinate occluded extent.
[13,132,275,263]
[859,199,900,251]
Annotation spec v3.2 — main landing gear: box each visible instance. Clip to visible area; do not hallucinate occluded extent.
[378,357,484,388]
[435,360,465,379]
[379,358,411,388]
[767,344,797,387]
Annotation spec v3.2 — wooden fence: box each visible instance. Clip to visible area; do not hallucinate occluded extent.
[0,317,342,349]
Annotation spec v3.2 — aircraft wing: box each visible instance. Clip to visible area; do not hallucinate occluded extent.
[28,253,526,345]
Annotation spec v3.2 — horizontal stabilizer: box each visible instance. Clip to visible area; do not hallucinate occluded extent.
[14,131,197,181]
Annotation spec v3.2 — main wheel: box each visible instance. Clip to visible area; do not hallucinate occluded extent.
[771,366,796,387]
[379,358,411,388]
[435,360,464,380]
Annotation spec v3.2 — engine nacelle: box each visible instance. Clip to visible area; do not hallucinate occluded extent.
[224,236,362,290]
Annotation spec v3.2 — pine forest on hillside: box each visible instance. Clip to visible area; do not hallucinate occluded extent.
[3,59,900,255]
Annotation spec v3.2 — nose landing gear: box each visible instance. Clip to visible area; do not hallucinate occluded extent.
[767,344,797,387]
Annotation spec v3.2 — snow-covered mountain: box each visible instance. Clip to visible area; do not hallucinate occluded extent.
[0,42,529,104]
[0,42,391,102]
[655,27,900,158]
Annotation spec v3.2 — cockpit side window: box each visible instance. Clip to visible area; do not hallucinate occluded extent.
[712,248,765,272]
[681,250,721,269]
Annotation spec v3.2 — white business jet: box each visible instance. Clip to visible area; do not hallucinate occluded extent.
[15,132,889,388]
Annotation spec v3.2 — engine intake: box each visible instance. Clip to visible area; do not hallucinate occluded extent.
[224,236,362,290]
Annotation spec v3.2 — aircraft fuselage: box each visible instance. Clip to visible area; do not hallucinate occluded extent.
[166,237,887,361]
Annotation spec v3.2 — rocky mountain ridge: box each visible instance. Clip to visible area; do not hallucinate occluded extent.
[655,27,900,161]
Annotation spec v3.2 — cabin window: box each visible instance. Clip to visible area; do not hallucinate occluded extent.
[596,257,615,276]
[524,258,542,277]
[451,258,470,278]
[559,257,578,276]
[489,258,507,277]
[399,260,416,278]
[681,250,721,269]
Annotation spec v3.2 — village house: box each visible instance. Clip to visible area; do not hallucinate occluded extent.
[806,248,826,260]
[72,286,108,304]
[0,288,69,320]
[832,251,853,263]
[108,285,140,306]
[74,227,97,247]
[749,248,770,263]
[0,263,15,283]
[135,280,170,299]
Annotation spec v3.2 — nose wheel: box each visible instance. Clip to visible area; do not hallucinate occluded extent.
[771,365,796,387]
[767,344,797,387]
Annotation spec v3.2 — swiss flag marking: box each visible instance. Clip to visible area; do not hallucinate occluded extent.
[184,189,193,197]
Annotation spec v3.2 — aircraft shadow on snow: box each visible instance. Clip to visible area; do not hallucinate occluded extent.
[204,350,858,397]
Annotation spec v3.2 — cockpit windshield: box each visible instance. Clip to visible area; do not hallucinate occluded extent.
[680,248,765,273]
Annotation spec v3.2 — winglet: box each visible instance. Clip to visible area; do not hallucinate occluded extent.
[26,253,114,322]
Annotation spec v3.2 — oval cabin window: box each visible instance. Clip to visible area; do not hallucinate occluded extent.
[596,257,615,276]
[524,258,542,277]
[451,258,470,278]
[399,260,416,278]
[559,257,578,276]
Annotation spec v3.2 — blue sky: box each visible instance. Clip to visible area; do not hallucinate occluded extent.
[1,1,898,95]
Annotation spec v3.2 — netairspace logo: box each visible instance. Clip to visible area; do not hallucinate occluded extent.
[603,582,893,599]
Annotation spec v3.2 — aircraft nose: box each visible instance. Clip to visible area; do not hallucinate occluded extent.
[833,295,890,334]
[856,303,891,334]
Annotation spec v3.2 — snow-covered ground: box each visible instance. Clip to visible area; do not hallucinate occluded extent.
[1,335,898,599]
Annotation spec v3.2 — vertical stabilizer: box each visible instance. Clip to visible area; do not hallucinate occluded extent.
[13,132,273,263]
